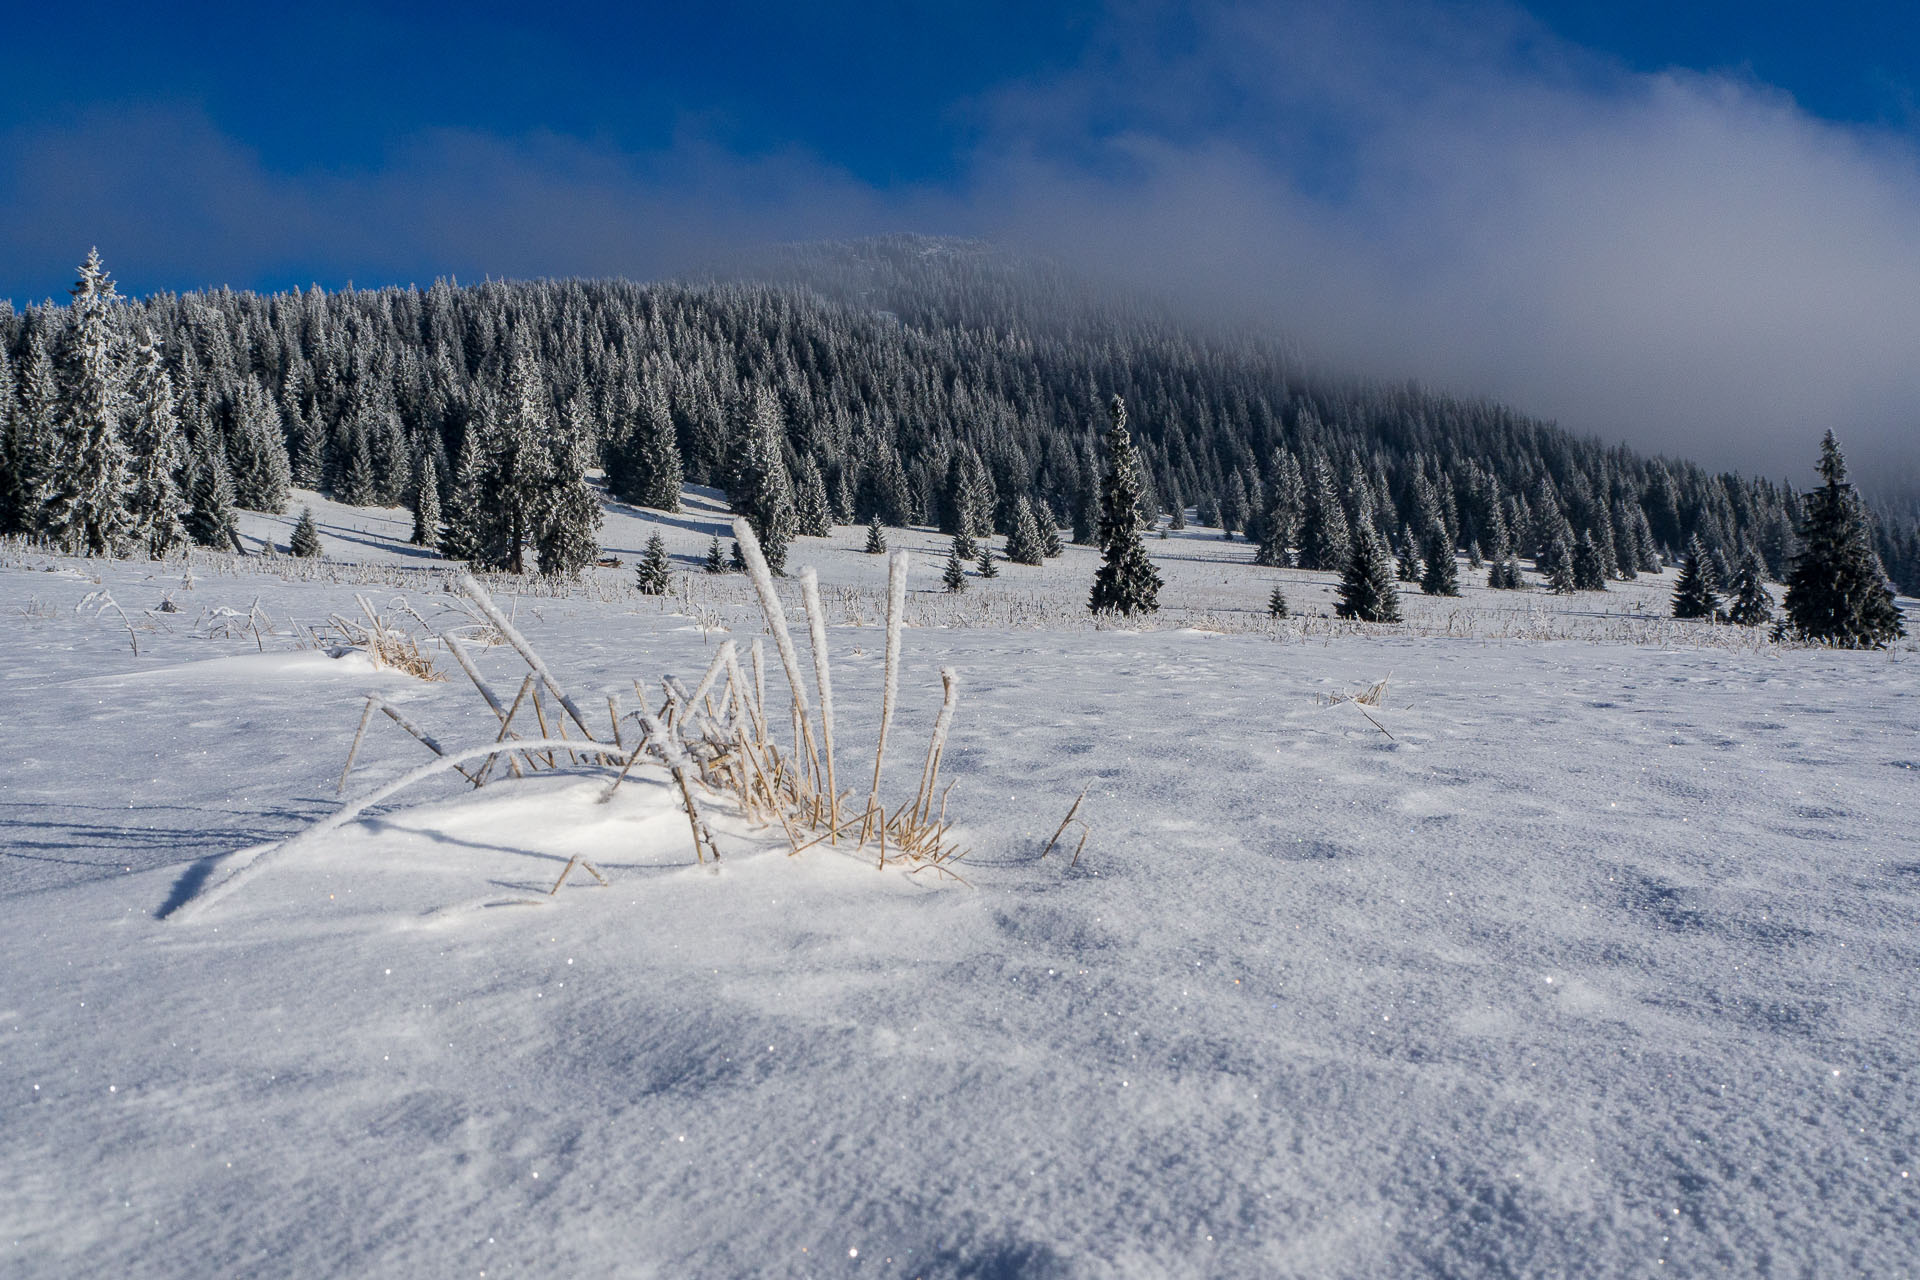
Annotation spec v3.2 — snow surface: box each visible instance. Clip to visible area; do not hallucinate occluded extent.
[3,494,1917,1277]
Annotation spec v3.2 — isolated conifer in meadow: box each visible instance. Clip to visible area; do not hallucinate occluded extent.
[863,515,887,554]
[635,532,672,594]
[1005,495,1046,565]
[978,543,998,578]
[1088,396,1161,615]
[123,329,187,559]
[1268,584,1289,618]
[1778,432,1904,647]
[729,539,747,573]
[1038,504,1064,557]
[1728,548,1774,627]
[1420,524,1459,596]
[410,452,441,547]
[1571,531,1608,592]
[1671,536,1720,620]
[704,534,727,574]
[1395,526,1420,581]
[183,429,240,551]
[1335,524,1401,623]
[943,536,968,592]
[289,506,322,558]
[41,249,131,556]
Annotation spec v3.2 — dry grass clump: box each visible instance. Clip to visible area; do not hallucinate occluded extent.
[311,594,444,680]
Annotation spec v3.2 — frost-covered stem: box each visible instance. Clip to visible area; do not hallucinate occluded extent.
[913,668,961,826]
[607,696,625,750]
[637,710,721,864]
[686,640,735,721]
[172,737,589,922]
[339,694,380,793]
[376,700,478,783]
[865,550,910,844]
[477,672,538,785]
[732,518,820,781]
[751,639,767,732]
[724,644,768,744]
[455,571,601,745]
[444,633,508,720]
[799,568,840,839]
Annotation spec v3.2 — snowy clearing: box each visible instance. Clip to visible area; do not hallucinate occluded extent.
[2,494,1917,1277]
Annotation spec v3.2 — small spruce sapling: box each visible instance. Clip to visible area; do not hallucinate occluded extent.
[1728,548,1774,627]
[1396,526,1420,582]
[704,534,727,574]
[1268,584,1289,618]
[943,536,969,592]
[978,543,999,578]
[863,515,887,554]
[635,532,672,594]
[289,506,322,558]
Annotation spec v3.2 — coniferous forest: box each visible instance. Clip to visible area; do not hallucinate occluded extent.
[3,236,1917,602]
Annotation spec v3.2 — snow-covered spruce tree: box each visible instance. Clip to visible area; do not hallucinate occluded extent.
[1777,432,1904,647]
[0,344,25,536]
[1335,523,1401,622]
[1005,495,1046,565]
[1541,531,1576,593]
[1466,539,1483,569]
[1038,503,1064,557]
[9,330,62,533]
[438,427,489,562]
[289,506,322,558]
[410,452,442,548]
[943,536,968,592]
[732,388,796,574]
[1728,548,1774,627]
[864,514,887,553]
[227,378,290,512]
[123,329,188,559]
[534,406,602,576]
[729,539,747,573]
[606,380,683,512]
[795,455,833,537]
[1088,396,1161,615]
[978,543,998,578]
[1395,526,1420,582]
[1710,546,1734,596]
[704,534,727,573]
[635,532,672,594]
[41,250,131,556]
[1571,531,1608,591]
[1420,523,1459,596]
[290,396,325,489]
[1268,584,1289,618]
[1671,536,1721,620]
[334,428,378,508]
[183,428,240,551]
[1296,457,1351,571]
[480,339,558,573]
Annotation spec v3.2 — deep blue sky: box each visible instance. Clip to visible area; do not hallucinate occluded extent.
[4,2,1919,479]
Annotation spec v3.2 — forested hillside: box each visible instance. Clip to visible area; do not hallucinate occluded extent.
[3,236,1915,593]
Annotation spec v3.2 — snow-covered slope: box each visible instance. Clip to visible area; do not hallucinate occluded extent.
[2,498,1916,1277]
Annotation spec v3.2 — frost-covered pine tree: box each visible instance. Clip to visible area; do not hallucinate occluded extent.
[41,250,131,555]
[227,378,290,512]
[410,452,442,548]
[607,380,683,512]
[1571,531,1608,591]
[943,535,969,592]
[635,532,672,594]
[704,534,726,574]
[1335,523,1401,622]
[732,388,796,574]
[289,506,322,558]
[438,427,488,563]
[486,338,558,574]
[1671,536,1720,620]
[1005,495,1046,565]
[1088,396,1161,615]
[1728,548,1774,627]
[1395,526,1420,582]
[1420,523,1459,596]
[1267,584,1289,618]
[1038,502,1063,557]
[795,455,833,537]
[1542,531,1577,593]
[1296,457,1351,571]
[0,344,25,535]
[863,514,887,554]
[183,428,240,551]
[534,404,602,576]
[978,543,998,578]
[1777,432,1904,647]
[123,329,187,559]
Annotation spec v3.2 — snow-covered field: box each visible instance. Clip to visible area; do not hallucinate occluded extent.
[3,490,1917,1277]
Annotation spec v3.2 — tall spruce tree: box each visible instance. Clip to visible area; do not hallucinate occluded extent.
[1671,536,1720,620]
[1570,531,1608,591]
[1395,525,1420,582]
[41,249,131,555]
[1728,548,1774,627]
[534,405,602,576]
[227,377,291,512]
[1037,503,1064,557]
[795,455,833,536]
[0,345,22,535]
[607,380,683,511]
[123,329,187,558]
[6,331,59,535]
[1088,395,1161,615]
[1335,524,1401,622]
[438,427,489,562]
[1297,457,1351,571]
[183,429,240,551]
[1778,433,1904,647]
[410,452,442,547]
[732,388,796,574]
[1005,495,1046,565]
[1419,523,1459,596]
